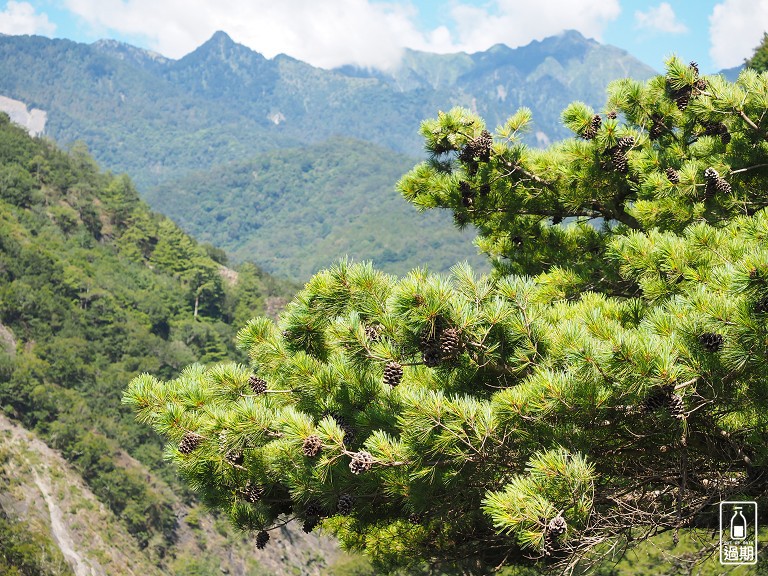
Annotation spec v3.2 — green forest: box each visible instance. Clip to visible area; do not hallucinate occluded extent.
[147,137,488,279]
[0,111,296,570]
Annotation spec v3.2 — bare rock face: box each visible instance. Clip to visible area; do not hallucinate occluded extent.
[0,321,15,357]
[0,414,344,576]
[0,95,47,136]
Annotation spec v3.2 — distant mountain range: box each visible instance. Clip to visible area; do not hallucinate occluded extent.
[0,30,658,280]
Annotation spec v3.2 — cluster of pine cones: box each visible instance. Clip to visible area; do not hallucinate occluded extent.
[665,61,707,110]
[419,320,462,367]
[458,130,493,174]
[703,167,732,199]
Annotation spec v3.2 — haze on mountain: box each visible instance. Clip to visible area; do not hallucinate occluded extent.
[0,29,655,281]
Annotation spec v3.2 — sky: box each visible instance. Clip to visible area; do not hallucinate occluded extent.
[0,0,766,73]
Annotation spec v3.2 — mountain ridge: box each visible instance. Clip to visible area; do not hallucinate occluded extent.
[0,30,657,281]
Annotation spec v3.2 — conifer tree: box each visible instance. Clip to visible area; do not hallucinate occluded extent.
[124,58,768,573]
[746,32,768,73]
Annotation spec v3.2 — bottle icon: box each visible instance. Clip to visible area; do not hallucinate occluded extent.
[730,506,747,540]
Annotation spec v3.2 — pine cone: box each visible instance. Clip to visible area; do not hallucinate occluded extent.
[408,513,423,525]
[383,361,403,387]
[689,61,700,76]
[239,482,264,503]
[668,394,685,420]
[422,346,441,368]
[581,114,601,139]
[543,531,558,557]
[337,493,354,515]
[642,385,674,413]
[304,502,323,518]
[474,130,493,162]
[699,332,724,352]
[547,514,567,536]
[695,78,708,92]
[179,431,203,455]
[703,167,731,198]
[617,136,635,149]
[611,148,628,173]
[420,322,443,367]
[649,114,666,140]
[326,412,356,446]
[703,121,727,137]
[302,434,322,457]
[364,323,383,342]
[255,530,270,549]
[671,85,692,110]
[349,451,374,475]
[543,514,567,556]
[225,450,244,466]
[665,167,680,184]
[715,177,732,195]
[458,130,492,166]
[302,517,319,533]
[607,111,618,120]
[704,168,718,199]
[702,121,730,144]
[439,327,461,359]
[248,375,268,395]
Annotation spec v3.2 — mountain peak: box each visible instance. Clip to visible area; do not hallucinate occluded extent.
[188,30,266,62]
[208,30,234,45]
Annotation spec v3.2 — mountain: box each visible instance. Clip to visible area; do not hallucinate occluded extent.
[0,31,656,281]
[146,137,489,280]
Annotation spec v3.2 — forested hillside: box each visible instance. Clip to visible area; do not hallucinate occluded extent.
[147,138,488,279]
[0,30,655,280]
[0,113,357,575]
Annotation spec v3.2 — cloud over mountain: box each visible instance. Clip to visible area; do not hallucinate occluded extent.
[61,0,622,70]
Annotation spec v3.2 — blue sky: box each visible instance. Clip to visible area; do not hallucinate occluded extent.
[0,0,766,72]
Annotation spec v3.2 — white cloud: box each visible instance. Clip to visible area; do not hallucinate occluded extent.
[0,1,56,35]
[63,0,437,69]
[634,3,687,34]
[61,0,621,70]
[710,0,768,69]
[447,0,621,54]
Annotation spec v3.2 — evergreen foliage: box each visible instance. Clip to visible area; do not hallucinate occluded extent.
[746,32,768,73]
[126,59,768,573]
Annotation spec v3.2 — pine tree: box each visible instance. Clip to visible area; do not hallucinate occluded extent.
[124,58,768,574]
[745,32,768,73]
